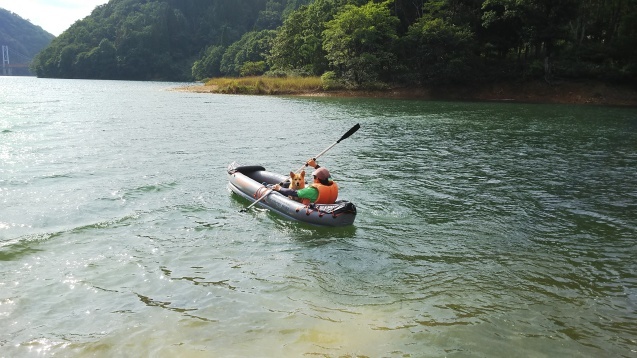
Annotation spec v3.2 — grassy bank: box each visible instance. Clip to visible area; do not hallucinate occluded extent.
[203,76,328,95]
[178,76,637,106]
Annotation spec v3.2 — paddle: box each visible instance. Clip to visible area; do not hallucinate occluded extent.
[240,123,361,213]
[293,123,361,174]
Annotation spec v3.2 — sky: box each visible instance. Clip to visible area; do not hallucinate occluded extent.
[0,0,109,36]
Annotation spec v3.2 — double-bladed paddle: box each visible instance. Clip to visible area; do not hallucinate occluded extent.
[240,123,361,212]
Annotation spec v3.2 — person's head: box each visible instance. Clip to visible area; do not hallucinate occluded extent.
[312,167,331,185]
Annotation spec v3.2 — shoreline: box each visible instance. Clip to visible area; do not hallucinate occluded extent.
[177,80,637,107]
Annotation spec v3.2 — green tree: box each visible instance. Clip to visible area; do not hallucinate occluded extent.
[56,44,80,78]
[255,0,285,29]
[75,38,118,79]
[322,1,399,86]
[240,61,267,76]
[220,30,277,76]
[562,0,637,81]
[405,17,475,84]
[192,45,225,80]
[481,0,579,81]
[268,0,349,75]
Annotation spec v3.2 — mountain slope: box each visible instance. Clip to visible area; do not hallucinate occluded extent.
[30,0,295,81]
[0,8,55,76]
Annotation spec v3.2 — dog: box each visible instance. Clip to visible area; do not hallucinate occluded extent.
[288,170,305,201]
[289,170,306,190]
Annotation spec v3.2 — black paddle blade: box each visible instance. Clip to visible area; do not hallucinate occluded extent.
[336,123,360,143]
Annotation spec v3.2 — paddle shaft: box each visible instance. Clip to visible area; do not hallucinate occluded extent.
[294,123,361,174]
[294,142,337,173]
[240,188,272,212]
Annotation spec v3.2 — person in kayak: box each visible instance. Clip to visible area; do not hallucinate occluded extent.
[272,159,339,204]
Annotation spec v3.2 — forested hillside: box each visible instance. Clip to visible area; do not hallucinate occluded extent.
[31,0,309,80]
[31,0,637,87]
[0,8,55,76]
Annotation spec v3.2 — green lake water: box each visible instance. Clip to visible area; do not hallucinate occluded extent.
[1,77,636,357]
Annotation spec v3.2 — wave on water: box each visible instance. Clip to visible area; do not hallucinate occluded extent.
[0,236,47,261]
[134,292,218,323]
[120,181,179,199]
[39,173,74,180]
[0,213,142,261]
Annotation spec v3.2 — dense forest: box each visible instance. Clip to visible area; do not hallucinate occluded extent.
[0,8,55,76]
[31,0,637,88]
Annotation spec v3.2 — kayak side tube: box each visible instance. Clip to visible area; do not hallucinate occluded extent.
[227,162,356,227]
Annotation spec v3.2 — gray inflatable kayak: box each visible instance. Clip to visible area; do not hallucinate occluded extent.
[227,162,357,227]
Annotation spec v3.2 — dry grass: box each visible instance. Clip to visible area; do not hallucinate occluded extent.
[204,76,325,95]
[177,78,637,106]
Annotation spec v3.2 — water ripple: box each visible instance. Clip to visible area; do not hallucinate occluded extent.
[1,80,636,357]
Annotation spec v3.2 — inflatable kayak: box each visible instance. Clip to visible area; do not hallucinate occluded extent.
[227,162,357,226]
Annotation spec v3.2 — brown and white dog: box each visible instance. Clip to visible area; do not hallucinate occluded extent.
[289,170,306,191]
[287,170,305,202]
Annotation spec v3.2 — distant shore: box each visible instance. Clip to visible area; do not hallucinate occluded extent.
[177,79,637,106]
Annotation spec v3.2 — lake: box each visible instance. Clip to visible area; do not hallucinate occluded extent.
[1,76,636,357]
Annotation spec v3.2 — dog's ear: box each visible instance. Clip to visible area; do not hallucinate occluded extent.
[290,171,295,177]
[300,170,305,178]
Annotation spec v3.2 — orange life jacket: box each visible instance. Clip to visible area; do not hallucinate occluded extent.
[310,181,339,204]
